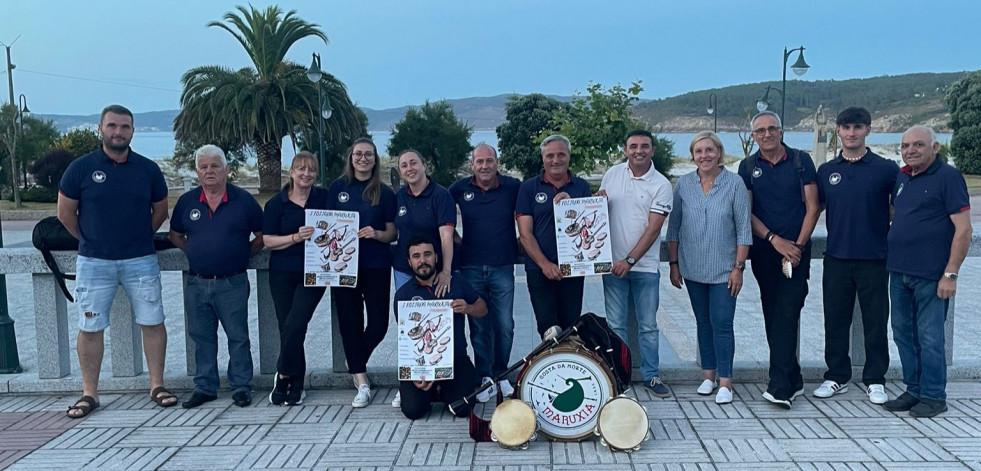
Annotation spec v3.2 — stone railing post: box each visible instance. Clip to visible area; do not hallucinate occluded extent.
[255,268,279,375]
[30,273,71,379]
[109,286,143,377]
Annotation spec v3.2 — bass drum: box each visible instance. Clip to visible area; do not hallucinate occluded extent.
[516,339,617,441]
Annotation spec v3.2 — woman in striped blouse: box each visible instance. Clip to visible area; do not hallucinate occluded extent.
[666,131,752,404]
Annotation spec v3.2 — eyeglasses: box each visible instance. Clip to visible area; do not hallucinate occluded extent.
[752,126,782,137]
[353,151,376,160]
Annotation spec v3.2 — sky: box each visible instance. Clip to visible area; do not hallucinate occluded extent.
[2,0,980,116]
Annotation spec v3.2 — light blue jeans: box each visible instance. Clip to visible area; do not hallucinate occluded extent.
[602,270,661,381]
[685,280,736,378]
[890,272,949,401]
[462,265,516,378]
[75,254,164,332]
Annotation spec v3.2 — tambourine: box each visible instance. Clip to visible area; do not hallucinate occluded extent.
[593,396,651,452]
[490,400,538,450]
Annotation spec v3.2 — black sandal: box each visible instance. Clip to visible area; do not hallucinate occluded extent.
[151,386,178,408]
[66,395,99,419]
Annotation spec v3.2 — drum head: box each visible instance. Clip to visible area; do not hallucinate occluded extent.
[517,341,616,441]
[490,400,536,447]
[597,397,649,451]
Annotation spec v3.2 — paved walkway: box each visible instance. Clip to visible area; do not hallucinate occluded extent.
[2,381,980,470]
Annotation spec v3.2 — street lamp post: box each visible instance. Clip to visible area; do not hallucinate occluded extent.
[707,93,718,134]
[756,85,784,114]
[0,95,26,373]
[307,53,333,187]
[780,45,810,124]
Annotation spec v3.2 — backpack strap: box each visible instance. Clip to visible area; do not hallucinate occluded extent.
[39,249,75,302]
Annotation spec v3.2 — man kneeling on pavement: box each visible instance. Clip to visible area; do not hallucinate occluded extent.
[394,235,488,419]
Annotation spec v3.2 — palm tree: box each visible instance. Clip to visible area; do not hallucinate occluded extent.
[174,5,365,192]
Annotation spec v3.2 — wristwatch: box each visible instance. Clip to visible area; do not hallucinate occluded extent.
[943,272,958,281]
[625,256,637,266]
[734,261,746,271]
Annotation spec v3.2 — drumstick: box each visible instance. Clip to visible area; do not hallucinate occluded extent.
[449,316,589,415]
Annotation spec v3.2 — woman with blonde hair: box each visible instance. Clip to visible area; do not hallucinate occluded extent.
[262,151,328,406]
[666,131,751,404]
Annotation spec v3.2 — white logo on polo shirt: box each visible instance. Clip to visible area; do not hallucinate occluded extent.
[398,206,407,216]
[752,168,762,178]
[189,209,201,221]
[829,173,841,185]
[535,192,548,203]
[92,171,107,183]
[338,192,350,203]
[463,191,474,201]
[896,183,905,197]
[411,296,423,301]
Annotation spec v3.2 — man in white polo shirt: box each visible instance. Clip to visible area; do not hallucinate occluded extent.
[599,130,673,397]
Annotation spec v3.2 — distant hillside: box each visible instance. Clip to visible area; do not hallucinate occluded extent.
[37,72,972,134]
[633,72,972,132]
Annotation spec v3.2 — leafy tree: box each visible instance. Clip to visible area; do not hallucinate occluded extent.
[545,81,673,176]
[29,148,76,188]
[387,100,473,187]
[53,129,101,158]
[945,71,981,174]
[174,4,366,192]
[496,94,569,178]
[0,105,59,206]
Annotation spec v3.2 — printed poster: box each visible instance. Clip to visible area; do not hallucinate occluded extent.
[554,196,613,277]
[304,209,359,287]
[397,300,454,381]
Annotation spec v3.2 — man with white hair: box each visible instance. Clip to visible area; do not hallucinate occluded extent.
[883,125,972,418]
[169,145,264,408]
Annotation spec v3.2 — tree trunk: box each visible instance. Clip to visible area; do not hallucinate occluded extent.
[256,139,283,193]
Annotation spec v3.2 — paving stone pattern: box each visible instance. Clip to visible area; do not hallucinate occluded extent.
[1,381,981,470]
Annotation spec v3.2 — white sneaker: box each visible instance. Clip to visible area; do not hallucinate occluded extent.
[697,379,718,396]
[715,387,733,404]
[476,377,497,403]
[499,379,515,397]
[352,384,371,408]
[813,380,848,398]
[391,391,401,408]
[762,391,792,409]
[867,384,888,405]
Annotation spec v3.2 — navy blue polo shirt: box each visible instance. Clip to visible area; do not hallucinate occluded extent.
[887,158,970,280]
[737,146,817,243]
[171,183,263,277]
[263,186,329,272]
[393,276,480,357]
[59,147,168,260]
[448,174,521,267]
[817,149,900,260]
[515,173,592,271]
[325,177,397,270]
[394,180,457,273]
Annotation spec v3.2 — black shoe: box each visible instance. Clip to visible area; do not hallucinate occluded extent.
[285,375,305,406]
[909,398,947,418]
[182,391,218,409]
[232,390,252,407]
[883,391,920,411]
[269,374,289,406]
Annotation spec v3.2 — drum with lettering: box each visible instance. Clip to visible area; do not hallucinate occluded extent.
[516,339,617,441]
[489,399,538,450]
[594,396,651,452]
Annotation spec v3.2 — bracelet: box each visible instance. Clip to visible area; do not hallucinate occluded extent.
[765,231,775,242]
[668,261,679,266]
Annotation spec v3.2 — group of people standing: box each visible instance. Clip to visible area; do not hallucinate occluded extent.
[57,103,970,422]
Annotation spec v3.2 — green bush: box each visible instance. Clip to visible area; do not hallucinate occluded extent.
[6,185,58,203]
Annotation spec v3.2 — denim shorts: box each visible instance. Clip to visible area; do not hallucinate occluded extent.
[75,254,165,332]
